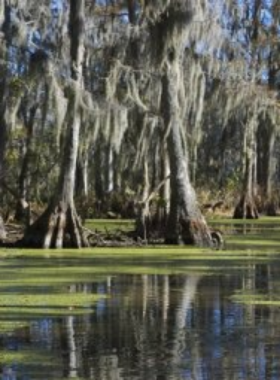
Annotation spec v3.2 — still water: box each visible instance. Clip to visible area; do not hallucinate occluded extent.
[0,255,280,379]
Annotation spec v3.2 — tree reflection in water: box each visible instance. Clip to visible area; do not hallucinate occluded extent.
[2,267,280,379]
[2,366,16,380]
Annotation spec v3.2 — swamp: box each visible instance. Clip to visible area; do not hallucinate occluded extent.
[1,1,280,379]
[1,217,280,379]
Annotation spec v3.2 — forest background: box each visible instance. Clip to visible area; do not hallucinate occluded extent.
[0,0,279,248]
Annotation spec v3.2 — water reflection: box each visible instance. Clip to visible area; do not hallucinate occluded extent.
[2,267,280,379]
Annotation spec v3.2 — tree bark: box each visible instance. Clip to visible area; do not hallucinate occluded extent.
[0,82,7,187]
[135,159,151,241]
[0,215,6,241]
[15,103,38,224]
[257,122,276,215]
[162,67,212,246]
[21,0,88,248]
[0,1,12,239]
[113,151,121,192]
[158,142,170,225]
[127,0,136,24]
[0,80,8,239]
[105,143,114,193]
[94,140,104,207]
[234,118,259,219]
[76,150,89,199]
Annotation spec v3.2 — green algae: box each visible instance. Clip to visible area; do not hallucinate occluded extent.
[0,216,279,331]
[0,292,106,323]
[209,216,280,225]
[231,292,280,307]
[0,249,269,279]
[0,321,28,333]
[0,349,63,380]
[0,349,58,365]
[85,218,134,231]
[0,241,278,275]
[0,217,279,379]
[0,293,104,308]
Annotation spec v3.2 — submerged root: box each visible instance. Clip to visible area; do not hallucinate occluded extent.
[20,202,89,248]
[165,217,213,247]
[210,230,224,249]
[180,218,213,247]
[135,205,168,242]
[233,195,259,219]
[263,200,278,216]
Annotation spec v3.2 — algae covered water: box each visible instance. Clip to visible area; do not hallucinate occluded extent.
[1,218,280,379]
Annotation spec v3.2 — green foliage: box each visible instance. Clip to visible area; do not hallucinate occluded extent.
[224,170,243,194]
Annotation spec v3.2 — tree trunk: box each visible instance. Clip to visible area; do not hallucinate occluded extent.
[127,0,136,24]
[158,142,170,226]
[76,151,89,199]
[234,118,259,219]
[21,0,88,248]
[142,1,212,246]
[105,143,114,193]
[0,83,7,187]
[264,130,275,200]
[162,67,212,246]
[113,151,121,192]
[0,215,6,241]
[0,2,11,238]
[15,103,38,224]
[135,159,151,241]
[94,141,104,203]
[0,82,8,239]
[257,123,276,215]
[190,141,198,184]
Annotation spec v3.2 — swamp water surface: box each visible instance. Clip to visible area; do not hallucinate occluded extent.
[1,218,280,379]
